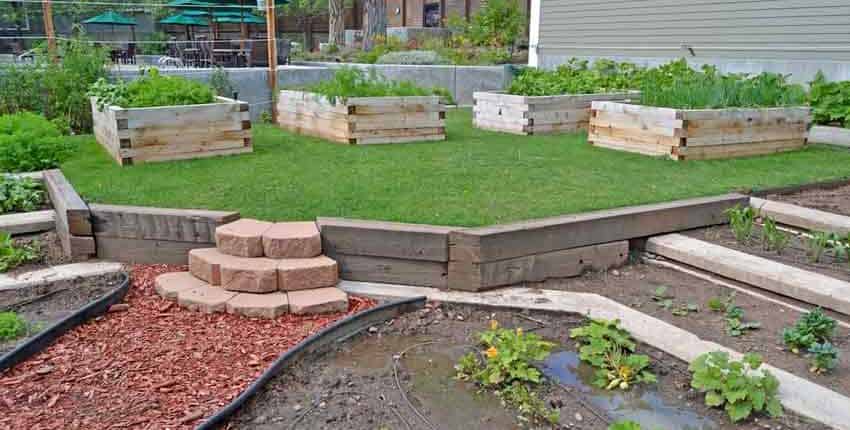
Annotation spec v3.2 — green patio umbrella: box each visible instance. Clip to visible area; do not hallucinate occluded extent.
[83,11,138,42]
[160,13,210,40]
[212,14,265,24]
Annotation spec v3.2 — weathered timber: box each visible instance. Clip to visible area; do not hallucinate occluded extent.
[334,254,448,288]
[91,96,252,165]
[43,169,94,258]
[317,217,458,262]
[473,91,639,135]
[95,236,213,265]
[277,90,446,145]
[808,125,850,148]
[0,210,55,236]
[751,197,850,236]
[89,204,240,243]
[589,102,812,160]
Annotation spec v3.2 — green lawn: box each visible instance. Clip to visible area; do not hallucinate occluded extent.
[62,109,850,227]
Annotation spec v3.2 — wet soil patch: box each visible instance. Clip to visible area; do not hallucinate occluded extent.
[684,225,850,282]
[766,183,850,217]
[537,263,850,400]
[231,303,828,429]
[0,272,124,354]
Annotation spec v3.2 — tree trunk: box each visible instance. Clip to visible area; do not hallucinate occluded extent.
[362,0,386,51]
[328,0,345,46]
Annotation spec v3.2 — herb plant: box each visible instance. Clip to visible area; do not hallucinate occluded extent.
[0,232,39,272]
[570,319,656,390]
[0,112,73,172]
[690,352,783,422]
[725,205,757,244]
[761,216,789,254]
[0,176,44,214]
[89,68,217,109]
[807,231,834,263]
[304,67,451,104]
[807,342,839,374]
[508,58,643,96]
[0,311,26,341]
[782,308,837,354]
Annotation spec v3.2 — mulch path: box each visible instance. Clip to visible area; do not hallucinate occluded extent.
[0,264,375,430]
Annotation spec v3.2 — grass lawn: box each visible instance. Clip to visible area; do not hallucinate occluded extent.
[62,109,850,227]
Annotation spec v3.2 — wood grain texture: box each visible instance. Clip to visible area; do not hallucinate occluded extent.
[95,236,214,265]
[43,169,94,258]
[318,217,458,262]
[0,210,55,236]
[90,204,239,243]
[334,253,448,288]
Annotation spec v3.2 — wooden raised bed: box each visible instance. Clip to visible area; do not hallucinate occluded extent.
[589,101,812,160]
[91,96,252,166]
[472,91,639,135]
[276,90,446,145]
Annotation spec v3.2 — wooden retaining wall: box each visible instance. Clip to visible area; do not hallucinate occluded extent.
[276,90,446,145]
[588,102,812,160]
[43,170,95,258]
[90,204,240,264]
[473,91,639,135]
[91,96,252,166]
[809,125,850,148]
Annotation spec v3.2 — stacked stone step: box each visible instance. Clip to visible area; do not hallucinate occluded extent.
[154,219,349,318]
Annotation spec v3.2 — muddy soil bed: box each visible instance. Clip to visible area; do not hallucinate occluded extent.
[0,272,124,355]
[536,262,850,400]
[231,303,827,430]
[766,183,850,217]
[684,225,850,282]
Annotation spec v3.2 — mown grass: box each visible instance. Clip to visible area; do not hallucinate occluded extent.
[62,109,850,227]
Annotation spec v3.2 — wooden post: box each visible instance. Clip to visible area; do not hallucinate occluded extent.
[42,0,57,61]
[266,0,278,120]
[439,0,446,26]
[401,0,406,26]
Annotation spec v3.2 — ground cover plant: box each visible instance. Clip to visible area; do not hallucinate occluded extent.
[0,176,44,214]
[0,232,39,272]
[301,67,453,104]
[690,351,783,422]
[0,311,26,341]
[509,58,644,96]
[569,318,656,390]
[88,68,216,110]
[61,109,850,226]
[0,112,72,172]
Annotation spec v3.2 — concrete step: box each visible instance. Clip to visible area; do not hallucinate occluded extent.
[751,197,850,236]
[287,286,348,315]
[220,257,279,293]
[189,247,256,286]
[263,221,322,258]
[156,271,238,313]
[277,255,339,291]
[0,210,55,236]
[226,291,289,318]
[215,218,273,257]
[155,271,208,300]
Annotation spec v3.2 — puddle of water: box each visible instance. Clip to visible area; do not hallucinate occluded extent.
[542,351,717,430]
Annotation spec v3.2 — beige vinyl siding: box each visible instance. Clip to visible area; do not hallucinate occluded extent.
[537,0,850,61]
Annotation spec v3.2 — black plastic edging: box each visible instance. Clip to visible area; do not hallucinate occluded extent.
[196,295,427,430]
[0,272,131,372]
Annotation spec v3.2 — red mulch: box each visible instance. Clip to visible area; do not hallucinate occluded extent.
[0,264,375,430]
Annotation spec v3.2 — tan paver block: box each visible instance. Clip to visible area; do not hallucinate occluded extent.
[226,292,289,318]
[287,287,348,315]
[155,271,207,300]
[262,221,322,258]
[189,248,259,286]
[177,281,237,313]
[220,257,279,293]
[277,255,339,291]
[215,218,273,257]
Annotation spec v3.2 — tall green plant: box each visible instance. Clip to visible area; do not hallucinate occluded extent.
[725,205,757,244]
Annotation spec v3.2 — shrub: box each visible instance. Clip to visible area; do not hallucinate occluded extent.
[303,67,450,103]
[355,36,405,64]
[210,66,235,98]
[376,50,450,65]
[89,68,217,109]
[0,112,72,172]
[809,71,850,127]
[453,0,525,49]
[0,176,44,213]
[0,311,26,341]
[508,58,644,96]
[690,351,783,422]
[0,231,39,272]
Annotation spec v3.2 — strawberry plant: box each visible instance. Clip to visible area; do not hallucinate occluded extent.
[570,319,656,390]
[782,308,837,354]
[0,176,44,214]
[689,351,783,422]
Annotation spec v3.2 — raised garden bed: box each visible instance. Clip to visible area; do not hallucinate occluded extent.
[589,102,812,160]
[765,183,850,218]
[276,90,446,145]
[473,91,638,135]
[90,96,252,165]
[809,125,850,148]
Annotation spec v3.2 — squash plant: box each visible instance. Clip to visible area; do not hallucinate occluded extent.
[569,318,656,390]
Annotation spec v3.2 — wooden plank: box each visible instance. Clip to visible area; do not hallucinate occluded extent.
[43,169,91,236]
[128,146,253,163]
[677,139,805,160]
[590,109,685,137]
[472,118,529,135]
[317,217,458,262]
[449,194,747,263]
[684,124,808,146]
[355,134,446,145]
[351,127,445,139]
[448,241,629,291]
[751,197,850,236]
[334,253,448,288]
[680,106,812,121]
[647,234,850,316]
[346,95,441,106]
[0,210,55,236]
[589,136,673,157]
[591,101,680,120]
[806,125,850,148]
[95,236,213,264]
[89,204,239,243]
[354,103,444,115]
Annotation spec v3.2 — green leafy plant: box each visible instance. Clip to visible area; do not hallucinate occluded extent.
[609,421,642,430]
[725,205,757,244]
[725,305,761,337]
[0,176,44,214]
[782,308,837,354]
[690,351,783,422]
[708,292,736,313]
[89,68,216,109]
[0,311,26,341]
[0,232,39,272]
[672,303,700,317]
[809,71,850,128]
[210,66,235,98]
[303,67,450,103]
[761,216,790,254]
[807,231,835,263]
[651,285,673,310]
[807,342,839,374]
[508,58,644,96]
[0,112,73,172]
[570,318,656,390]
[455,320,559,425]
[830,233,850,269]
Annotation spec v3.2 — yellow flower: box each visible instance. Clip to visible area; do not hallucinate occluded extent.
[489,319,499,330]
[516,328,524,337]
[485,346,499,359]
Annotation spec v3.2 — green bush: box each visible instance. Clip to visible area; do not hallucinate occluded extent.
[355,36,405,64]
[0,112,72,172]
[452,0,525,49]
[809,71,850,127]
[509,58,643,96]
[0,311,26,341]
[0,176,44,213]
[89,68,217,109]
[303,67,451,103]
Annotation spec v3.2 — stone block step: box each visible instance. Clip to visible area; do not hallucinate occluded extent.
[226,291,289,318]
[288,287,348,315]
[215,218,274,257]
[189,247,255,286]
[220,257,279,293]
[263,221,322,258]
[277,256,339,291]
[172,275,239,313]
[155,271,208,300]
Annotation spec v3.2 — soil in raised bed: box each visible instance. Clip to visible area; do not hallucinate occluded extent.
[684,225,850,282]
[536,262,850,400]
[0,272,125,355]
[766,183,850,218]
[4,231,74,277]
[230,303,828,430]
